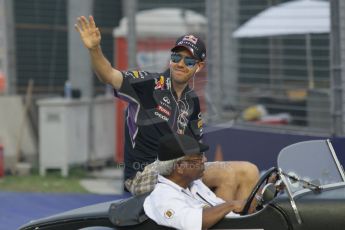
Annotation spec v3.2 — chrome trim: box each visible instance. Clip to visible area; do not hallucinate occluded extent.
[326,139,345,181]
[279,168,302,224]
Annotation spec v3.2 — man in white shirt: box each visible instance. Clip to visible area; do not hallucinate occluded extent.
[144,134,244,230]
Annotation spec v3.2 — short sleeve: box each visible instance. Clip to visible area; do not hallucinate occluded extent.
[114,70,155,103]
[144,190,202,230]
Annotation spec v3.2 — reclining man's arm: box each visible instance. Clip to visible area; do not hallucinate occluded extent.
[75,15,123,90]
[202,201,243,230]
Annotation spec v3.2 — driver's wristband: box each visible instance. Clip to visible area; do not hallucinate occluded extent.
[255,194,264,210]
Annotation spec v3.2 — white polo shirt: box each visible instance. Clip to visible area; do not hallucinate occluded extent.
[143,175,238,230]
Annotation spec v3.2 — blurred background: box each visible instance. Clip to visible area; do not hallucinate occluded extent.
[0,0,345,195]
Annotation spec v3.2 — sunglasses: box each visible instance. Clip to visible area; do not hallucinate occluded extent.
[171,53,198,68]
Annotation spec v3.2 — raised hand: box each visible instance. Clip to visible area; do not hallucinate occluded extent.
[75,15,101,50]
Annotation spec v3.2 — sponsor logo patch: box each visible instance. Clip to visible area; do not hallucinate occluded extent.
[182,35,198,44]
[164,209,175,219]
[133,71,139,78]
[124,70,144,79]
[160,96,171,109]
[155,76,165,90]
[163,96,170,104]
[160,101,171,109]
[197,119,203,129]
[166,78,171,90]
[157,105,171,116]
[154,111,168,121]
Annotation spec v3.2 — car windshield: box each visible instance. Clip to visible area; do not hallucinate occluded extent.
[277,140,345,194]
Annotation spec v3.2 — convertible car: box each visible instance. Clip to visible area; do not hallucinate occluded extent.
[19,139,345,230]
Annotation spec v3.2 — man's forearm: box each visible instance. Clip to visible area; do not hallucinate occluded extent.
[89,46,123,90]
[202,202,239,229]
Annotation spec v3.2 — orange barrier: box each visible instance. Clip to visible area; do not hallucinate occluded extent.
[0,71,5,93]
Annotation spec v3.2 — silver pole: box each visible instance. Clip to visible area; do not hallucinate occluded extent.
[0,0,16,95]
[68,0,94,164]
[306,34,314,89]
[206,0,222,123]
[221,0,239,112]
[123,0,137,69]
[68,0,94,98]
[330,0,343,136]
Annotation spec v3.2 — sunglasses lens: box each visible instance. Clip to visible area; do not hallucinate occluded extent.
[171,53,197,68]
[171,53,182,63]
[184,57,197,68]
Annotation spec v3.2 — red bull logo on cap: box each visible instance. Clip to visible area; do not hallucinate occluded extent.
[182,35,198,44]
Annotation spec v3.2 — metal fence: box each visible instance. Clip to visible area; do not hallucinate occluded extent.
[13,0,122,95]
[205,0,335,136]
[4,0,345,136]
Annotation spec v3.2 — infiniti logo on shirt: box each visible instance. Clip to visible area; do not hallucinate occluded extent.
[160,96,172,109]
[163,96,170,104]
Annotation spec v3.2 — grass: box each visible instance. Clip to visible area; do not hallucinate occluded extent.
[0,167,90,193]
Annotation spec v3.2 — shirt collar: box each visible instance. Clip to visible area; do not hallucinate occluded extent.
[158,174,194,193]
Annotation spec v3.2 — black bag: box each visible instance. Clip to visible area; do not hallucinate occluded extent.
[108,193,150,227]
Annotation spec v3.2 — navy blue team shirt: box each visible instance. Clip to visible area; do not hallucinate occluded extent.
[114,69,203,180]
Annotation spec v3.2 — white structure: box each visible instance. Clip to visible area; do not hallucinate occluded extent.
[38,98,90,177]
[113,7,207,38]
[233,0,329,38]
[37,96,116,176]
[233,0,330,90]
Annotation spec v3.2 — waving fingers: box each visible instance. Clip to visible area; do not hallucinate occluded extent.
[75,15,98,32]
[89,15,97,29]
[74,22,80,33]
[80,16,90,30]
[75,17,84,33]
